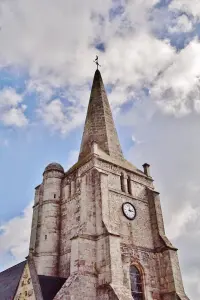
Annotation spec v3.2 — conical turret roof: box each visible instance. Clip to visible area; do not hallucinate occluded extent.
[79,69,123,160]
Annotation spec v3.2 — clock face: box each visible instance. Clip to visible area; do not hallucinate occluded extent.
[122,202,136,220]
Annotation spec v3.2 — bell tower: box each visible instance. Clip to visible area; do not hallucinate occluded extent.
[29,69,189,300]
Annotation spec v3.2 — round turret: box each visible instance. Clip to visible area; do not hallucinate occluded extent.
[44,162,64,174]
[35,162,64,276]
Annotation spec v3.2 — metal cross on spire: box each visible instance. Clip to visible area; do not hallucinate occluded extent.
[94,55,101,69]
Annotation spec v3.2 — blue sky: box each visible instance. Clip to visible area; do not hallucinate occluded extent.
[0,0,200,298]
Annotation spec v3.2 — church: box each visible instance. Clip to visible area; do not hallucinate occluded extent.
[0,68,189,300]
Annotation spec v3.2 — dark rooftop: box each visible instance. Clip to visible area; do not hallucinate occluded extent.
[0,261,26,300]
[0,261,66,300]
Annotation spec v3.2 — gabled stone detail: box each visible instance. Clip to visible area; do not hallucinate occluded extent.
[14,261,37,300]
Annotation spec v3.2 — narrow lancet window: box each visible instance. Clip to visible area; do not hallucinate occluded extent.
[120,173,125,192]
[130,266,144,300]
[127,176,132,195]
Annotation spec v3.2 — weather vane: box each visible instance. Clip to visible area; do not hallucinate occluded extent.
[94,55,101,69]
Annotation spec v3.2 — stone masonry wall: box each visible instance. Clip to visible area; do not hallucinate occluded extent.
[59,167,97,279]
[56,165,98,299]
[59,174,81,278]
[32,155,188,300]
[29,186,40,254]
[95,165,160,300]
[94,157,188,300]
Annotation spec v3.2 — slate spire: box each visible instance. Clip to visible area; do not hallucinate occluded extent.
[79,69,123,160]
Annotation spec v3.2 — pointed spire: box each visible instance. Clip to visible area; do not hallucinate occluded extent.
[79,69,123,160]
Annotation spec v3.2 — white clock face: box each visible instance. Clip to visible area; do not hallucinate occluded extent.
[122,202,136,220]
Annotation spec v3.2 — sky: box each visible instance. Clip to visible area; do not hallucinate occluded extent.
[0,0,200,298]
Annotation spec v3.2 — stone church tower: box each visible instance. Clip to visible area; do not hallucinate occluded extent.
[0,69,189,300]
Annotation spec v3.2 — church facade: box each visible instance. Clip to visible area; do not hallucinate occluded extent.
[0,70,189,300]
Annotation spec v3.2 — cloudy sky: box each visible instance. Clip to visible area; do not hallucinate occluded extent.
[0,0,200,298]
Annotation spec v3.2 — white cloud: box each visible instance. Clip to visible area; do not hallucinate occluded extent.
[39,99,68,134]
[166,203,200,240]
[0,202,32,271]
[0,0,111,77]
[169,15,193,33]
[104,32,175,86]
[0,88,28,127]
[170,0,200,19]
[38,98,85,135]
[27,80,54,101]
[1,106,27,127]
[182,273,200,300]
[0,0,199,129]
[151,39,200,117]
[0,0,174,125]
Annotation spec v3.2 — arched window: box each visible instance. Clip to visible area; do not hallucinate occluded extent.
[127,176,132,195]
[120,173,125,192]
[130,266,144,300]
